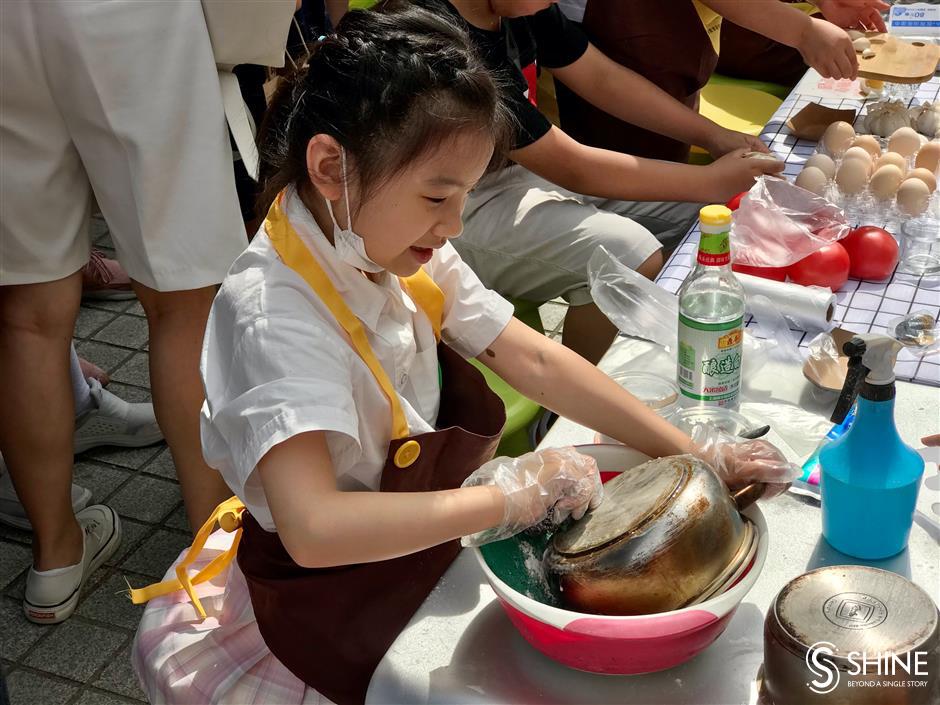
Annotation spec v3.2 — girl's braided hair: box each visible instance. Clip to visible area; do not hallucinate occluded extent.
[257,2,512,217]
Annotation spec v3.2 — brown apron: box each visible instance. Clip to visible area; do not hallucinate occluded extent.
[555,0,719,163]
[236,197,507,705]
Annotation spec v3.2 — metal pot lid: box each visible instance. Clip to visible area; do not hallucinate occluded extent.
[771,565,939,657]
[552,455,690,556]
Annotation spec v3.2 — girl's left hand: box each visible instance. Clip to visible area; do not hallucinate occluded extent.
[691,426,800,500]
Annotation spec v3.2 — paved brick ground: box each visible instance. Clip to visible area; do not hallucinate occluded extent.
[0,216,567,704]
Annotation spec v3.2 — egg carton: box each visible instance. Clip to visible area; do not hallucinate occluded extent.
[794,129,940,228]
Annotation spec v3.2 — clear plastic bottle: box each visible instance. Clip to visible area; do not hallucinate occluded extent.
[676,205,746,410]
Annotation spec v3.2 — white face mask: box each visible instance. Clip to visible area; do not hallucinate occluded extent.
[326,148,384,273]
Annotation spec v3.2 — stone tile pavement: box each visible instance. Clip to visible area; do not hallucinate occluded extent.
[0,216,567,705]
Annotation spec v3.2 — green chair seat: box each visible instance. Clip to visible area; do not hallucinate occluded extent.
[690,80,784,164]
[708,73,791,101]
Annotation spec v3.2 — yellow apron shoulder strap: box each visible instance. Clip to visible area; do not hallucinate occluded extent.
[692,0,723,56]
[400,269,444,342]
[265,195,412,440]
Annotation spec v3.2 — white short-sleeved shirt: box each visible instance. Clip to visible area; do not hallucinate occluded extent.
[200,189,514,530]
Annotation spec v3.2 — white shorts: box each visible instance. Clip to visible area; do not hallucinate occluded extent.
[454,165,700,305]
[0,0,246,290]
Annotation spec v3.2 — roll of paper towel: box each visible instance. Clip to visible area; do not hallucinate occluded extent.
[736,273,835,331]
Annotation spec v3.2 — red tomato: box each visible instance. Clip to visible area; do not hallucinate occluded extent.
[840,226,899,281]
[726,191,748,211]
[732,262,789,281]
[787,243,851,291]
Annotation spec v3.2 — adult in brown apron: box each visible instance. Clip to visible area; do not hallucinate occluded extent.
[555,0,718,163]
[235,196,507,705]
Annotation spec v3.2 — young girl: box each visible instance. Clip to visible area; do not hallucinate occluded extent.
[131,7,796,704]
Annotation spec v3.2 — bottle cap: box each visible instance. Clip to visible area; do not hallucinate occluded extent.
[699,205,733,227]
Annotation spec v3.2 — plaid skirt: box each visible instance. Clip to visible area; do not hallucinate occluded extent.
[132,528,334,705]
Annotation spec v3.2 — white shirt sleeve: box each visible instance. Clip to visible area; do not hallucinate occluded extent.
[201,280,364,496]
[425,243,514,359]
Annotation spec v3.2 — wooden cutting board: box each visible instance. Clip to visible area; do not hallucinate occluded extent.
[856,33,940,84]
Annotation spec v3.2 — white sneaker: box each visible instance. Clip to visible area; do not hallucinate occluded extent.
[0,462,92,531]
[23,504,121,624]
[74,378,163,454]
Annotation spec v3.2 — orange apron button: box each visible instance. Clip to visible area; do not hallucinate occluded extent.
[394,440,421,468]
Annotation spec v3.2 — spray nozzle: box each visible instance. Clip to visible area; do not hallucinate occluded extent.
[830,333,903,424]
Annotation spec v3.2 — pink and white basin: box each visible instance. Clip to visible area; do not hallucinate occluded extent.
[472,444,768,675]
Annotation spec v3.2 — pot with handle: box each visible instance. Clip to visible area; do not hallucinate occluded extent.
[545,454,761,616]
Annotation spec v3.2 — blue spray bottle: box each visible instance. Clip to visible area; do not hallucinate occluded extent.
[819,334,925,559]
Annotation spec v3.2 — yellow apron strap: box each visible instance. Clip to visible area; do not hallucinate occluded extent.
[265,195,412,440]
[128,496,245,618]
[400,269,443,342]
[692,0,723,56]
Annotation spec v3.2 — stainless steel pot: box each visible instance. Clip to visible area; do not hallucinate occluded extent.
[763,565,939,705]
[544,454,761,616]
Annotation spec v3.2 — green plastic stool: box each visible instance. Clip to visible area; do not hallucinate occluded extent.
[471,299,545,458]
[689,79,784,165]
[708,73,791,101]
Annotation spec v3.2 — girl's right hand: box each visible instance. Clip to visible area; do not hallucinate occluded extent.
[706,149,785,202]
[461,447,604,547]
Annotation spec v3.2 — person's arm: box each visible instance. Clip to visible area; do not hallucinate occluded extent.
[479,320,799,498]
[812,0,888,32]
[258,430,504,568]
[550,44,766,159]
[325,0,348,27]
[701,0,857,79]
[511,125,784,204]
[480,320,693,460]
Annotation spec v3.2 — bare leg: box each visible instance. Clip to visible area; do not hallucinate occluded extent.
[0,274,83,569]
[561,250,664,364]
[133,282,229,531]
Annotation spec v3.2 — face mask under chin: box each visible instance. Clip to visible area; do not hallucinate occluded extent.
[327,148,385,274]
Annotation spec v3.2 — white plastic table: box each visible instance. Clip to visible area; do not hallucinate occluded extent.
[366,335,939,705]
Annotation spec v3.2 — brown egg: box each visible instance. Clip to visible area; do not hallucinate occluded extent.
[850,135,882,159]
[875,152,908,175]
[804,153,837,180]
[907,167,938,193]
[843,146,874,174]
[914,141,940,175]
[897,178,931,216]
[823,121,856,157]
[889,127,921,158]
[870,165,904,200]
[796,166,829,196]
[836,159,869,195]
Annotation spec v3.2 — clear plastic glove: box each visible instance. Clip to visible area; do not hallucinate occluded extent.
[691,425,800,500]
[460,447,604,547]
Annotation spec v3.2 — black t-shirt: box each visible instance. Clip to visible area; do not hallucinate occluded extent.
[419,0,589,149]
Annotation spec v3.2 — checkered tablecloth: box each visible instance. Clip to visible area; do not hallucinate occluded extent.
[656,76,940,387]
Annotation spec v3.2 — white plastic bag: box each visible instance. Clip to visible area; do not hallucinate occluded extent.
[732,177,850,268]
[588,246,678,351]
